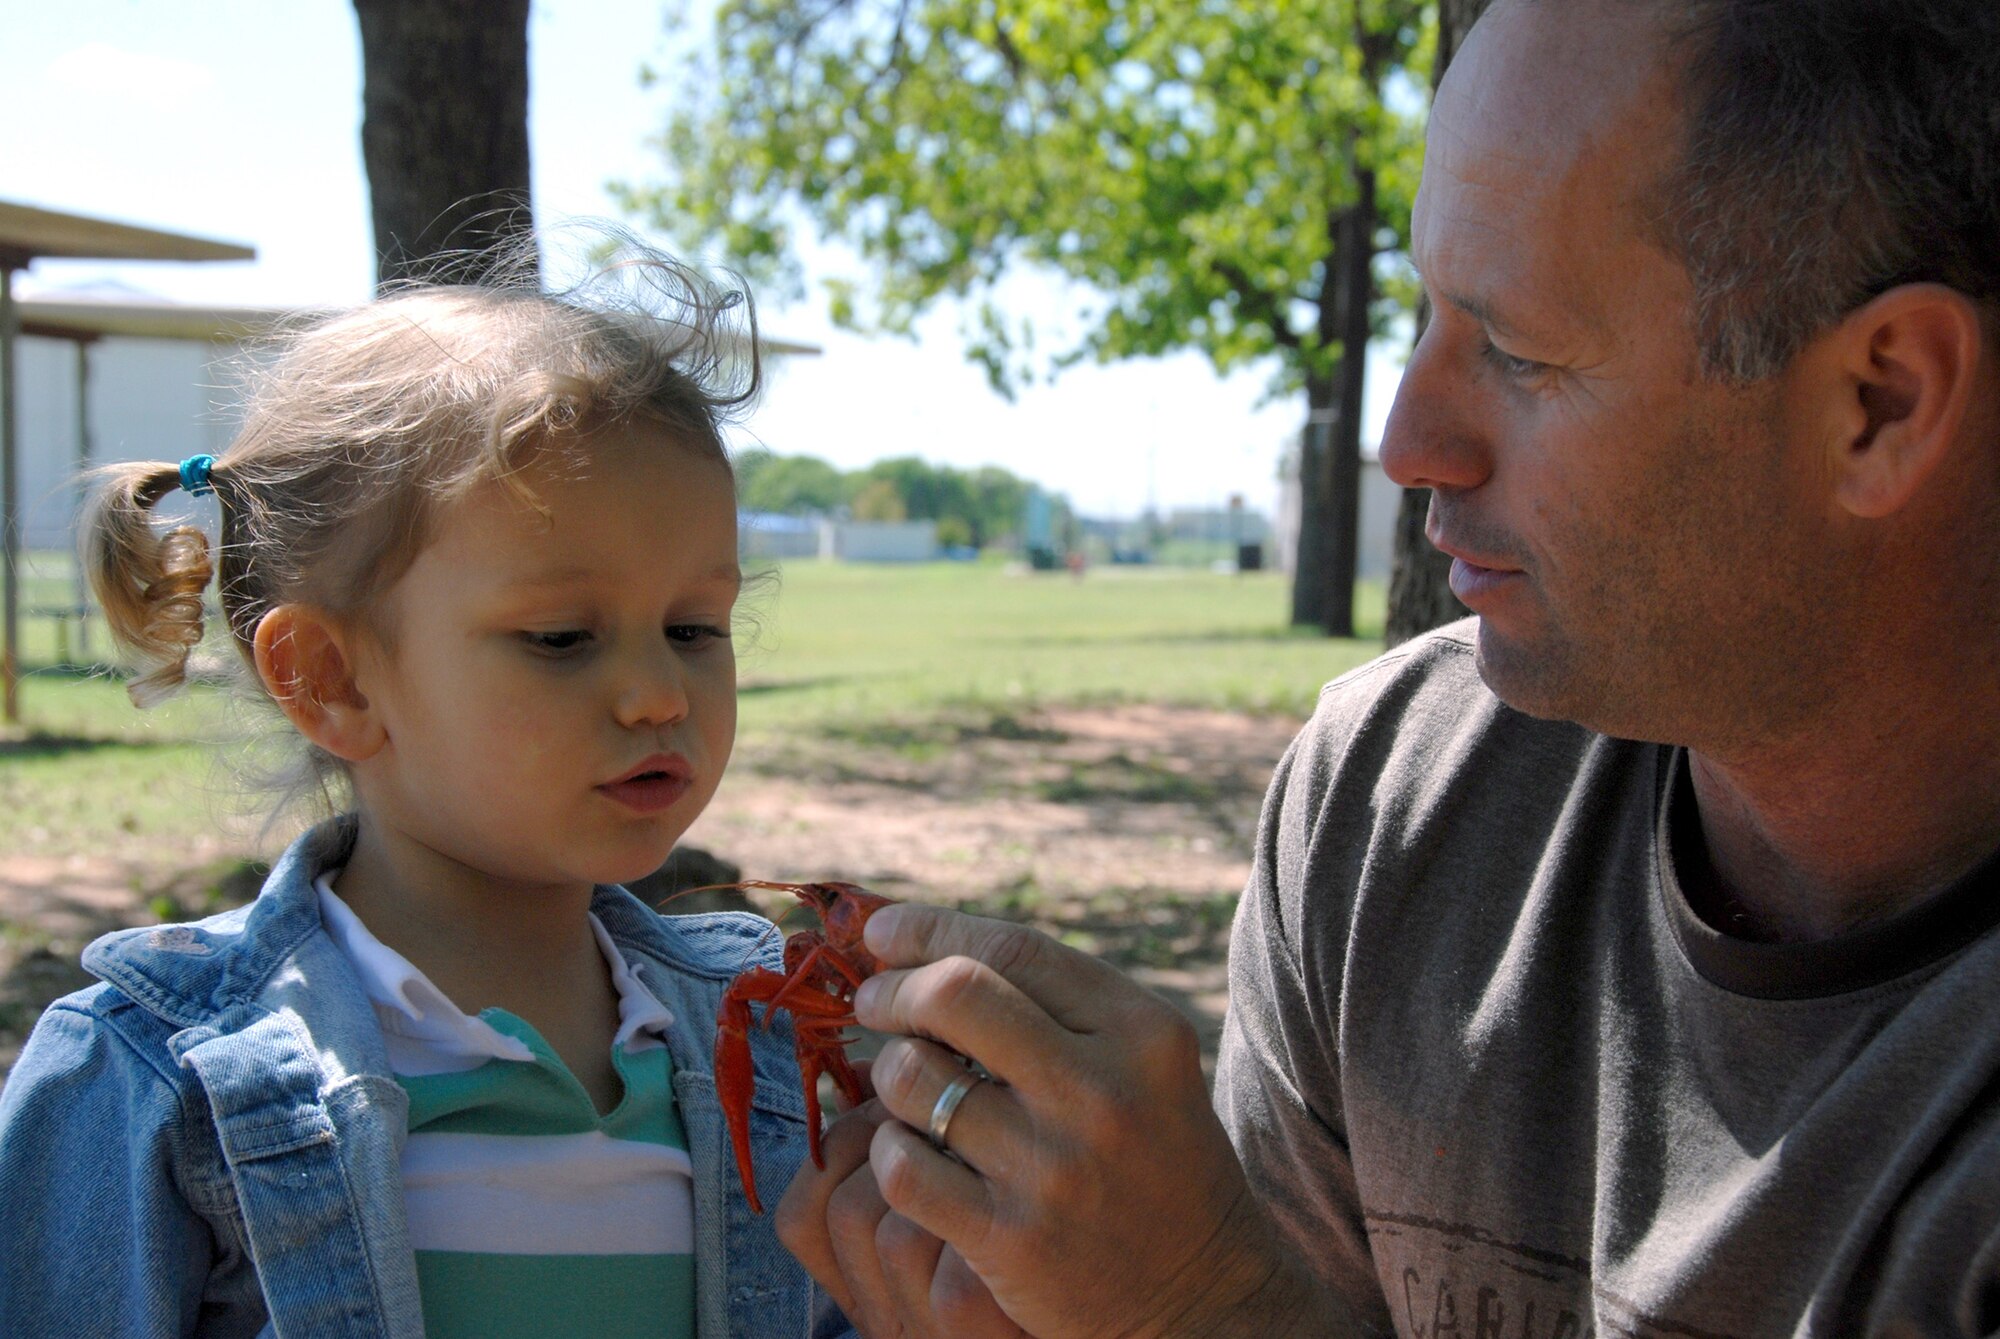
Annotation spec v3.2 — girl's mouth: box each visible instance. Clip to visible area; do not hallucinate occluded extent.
[598,755,693,815]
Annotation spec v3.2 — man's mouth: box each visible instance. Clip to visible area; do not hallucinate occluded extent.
[1445,556,1523,605]
[1428,531,1526,607]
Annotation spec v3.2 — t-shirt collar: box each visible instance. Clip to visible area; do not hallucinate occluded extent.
[315,872,676,1058]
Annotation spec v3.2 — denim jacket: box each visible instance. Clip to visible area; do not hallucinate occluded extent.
[0,820,853,1339]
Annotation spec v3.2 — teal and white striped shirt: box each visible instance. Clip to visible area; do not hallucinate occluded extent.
[318,877,697,1338]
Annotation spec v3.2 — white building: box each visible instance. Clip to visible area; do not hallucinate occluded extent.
[738,511,942,564]
[821,519,938,563]
[13,284,264,551]
[12,283,821,556]
[1272,440,1405,581]
[739,510,821,562]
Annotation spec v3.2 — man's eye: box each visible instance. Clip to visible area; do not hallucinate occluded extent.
[523,630,591,654]
[667,624,730,648]
[1478,335,1549,381]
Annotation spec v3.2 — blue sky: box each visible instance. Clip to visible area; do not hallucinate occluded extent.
[0,0,1405,518]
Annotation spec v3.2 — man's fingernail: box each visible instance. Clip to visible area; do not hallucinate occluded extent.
[870,1036,906,1085]
[854,976,881,1017]
[863,904,903,954]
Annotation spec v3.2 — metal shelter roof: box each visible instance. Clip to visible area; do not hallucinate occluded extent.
[1,200,257,723]
[16,293,820,356]
[0,200,255,269]
[1,202,820,725]
[16,295,293,344]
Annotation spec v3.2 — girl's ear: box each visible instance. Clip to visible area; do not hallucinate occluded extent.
[1819,283,1984,520]
[252,604,386,762]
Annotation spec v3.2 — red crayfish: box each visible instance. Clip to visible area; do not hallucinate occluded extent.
[702,879,896,1213]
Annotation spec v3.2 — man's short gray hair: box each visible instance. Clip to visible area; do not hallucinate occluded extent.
[1652,0,2000,382]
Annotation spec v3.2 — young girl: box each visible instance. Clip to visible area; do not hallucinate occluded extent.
[0,254,852,1339]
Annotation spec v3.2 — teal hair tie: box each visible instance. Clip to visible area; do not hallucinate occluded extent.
[178,455,217,498]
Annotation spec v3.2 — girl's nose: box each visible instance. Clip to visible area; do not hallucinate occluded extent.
[1378,321,1494,494]
[614,646,691,729]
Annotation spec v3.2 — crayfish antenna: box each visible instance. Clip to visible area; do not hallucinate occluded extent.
[647,879,749,912]
[653,881,824,979]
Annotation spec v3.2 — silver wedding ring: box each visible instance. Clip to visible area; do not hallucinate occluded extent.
[927,1069,985,1150]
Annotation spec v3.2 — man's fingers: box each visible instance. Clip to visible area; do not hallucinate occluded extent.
[857,952,1076,1091]
[874,1206,1027,1339]
[774,1099,888,1312]
[870,1114,997,1249]
[875,1210,949,1334]
[825,1159,902,1337]
[869,1037,1018,1173]
[861,904,1139,1032]
[932,1245,1024,1338]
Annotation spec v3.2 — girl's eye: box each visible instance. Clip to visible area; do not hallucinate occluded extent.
[667,624,730,648]
[523,629,591,655]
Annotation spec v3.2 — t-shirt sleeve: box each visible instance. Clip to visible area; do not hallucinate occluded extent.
[1213,681,1395,1332]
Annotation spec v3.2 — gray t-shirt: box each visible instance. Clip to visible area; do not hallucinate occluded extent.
[1215,622,2000,1337]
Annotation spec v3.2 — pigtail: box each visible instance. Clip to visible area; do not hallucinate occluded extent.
[81,461,217,708]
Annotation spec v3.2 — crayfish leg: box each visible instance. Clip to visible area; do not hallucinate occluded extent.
[817,1031,869,1111]
[766,935,831,1020]
[791,1013,866,1169]
[795,1029,831,1171]
[788,1019,868,1111]
[716,967,790,1214]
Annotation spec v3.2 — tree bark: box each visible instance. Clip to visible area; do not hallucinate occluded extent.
[1290,169,1375,637]
[1437,0,1496,69]
[353,0,536,291]
[1323,174,1374,637]
[1384,470,1468,643]
[1289,372,1340,631]
[1383,0,1494,646]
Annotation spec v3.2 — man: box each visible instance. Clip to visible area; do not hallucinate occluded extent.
[776,0,2000,1332]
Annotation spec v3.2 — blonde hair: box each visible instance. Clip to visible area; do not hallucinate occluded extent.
[81,247,759,803]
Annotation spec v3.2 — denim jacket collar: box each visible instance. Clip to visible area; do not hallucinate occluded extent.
[77,817,836,1339]
[85,819,810,1118]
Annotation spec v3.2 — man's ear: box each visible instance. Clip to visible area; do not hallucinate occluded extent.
[1819,283,1983,520]
[252,604,386,762]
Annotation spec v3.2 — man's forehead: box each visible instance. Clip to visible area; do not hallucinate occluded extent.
[1435,0,1681,191]
[1415,0,1685,331]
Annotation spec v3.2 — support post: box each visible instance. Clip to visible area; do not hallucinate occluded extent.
[2,261,21,722]
[74,337,93,659]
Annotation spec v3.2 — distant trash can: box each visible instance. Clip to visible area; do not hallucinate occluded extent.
[1237,543,1264,572]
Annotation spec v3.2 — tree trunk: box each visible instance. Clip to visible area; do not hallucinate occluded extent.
[1290,172,1375,637]
[353,0,536,291]
[1323,173,1375,637]
[1383,0,1494,646]
[1384,476,1468,642]
[1437,0,1496,69]
[1289,373,1340,631]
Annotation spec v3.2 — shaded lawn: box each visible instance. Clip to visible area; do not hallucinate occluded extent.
[2,560,1385,1078]
[3,562,1380,857]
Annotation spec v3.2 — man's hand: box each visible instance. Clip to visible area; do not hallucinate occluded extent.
[778,1097,1026,1338]
[776,904,1329,1339]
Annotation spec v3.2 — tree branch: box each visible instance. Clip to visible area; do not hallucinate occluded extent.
[1215,260,1304,352]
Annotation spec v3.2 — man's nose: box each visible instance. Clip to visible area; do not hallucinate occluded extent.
[1378,323,1492,493]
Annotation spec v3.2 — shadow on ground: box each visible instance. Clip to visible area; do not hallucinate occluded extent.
[2,704,1299,1087]
[0,858,265,1075]
[0,733,188,760]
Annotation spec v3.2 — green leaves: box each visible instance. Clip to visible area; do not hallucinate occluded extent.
[736,449,1040,549]
[625,0,1432,395]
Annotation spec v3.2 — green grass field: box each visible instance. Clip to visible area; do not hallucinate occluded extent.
[732,560,1380,730]
[1,553,1384,857]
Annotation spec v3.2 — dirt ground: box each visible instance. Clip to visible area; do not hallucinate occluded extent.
[0,704,1303,1082]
